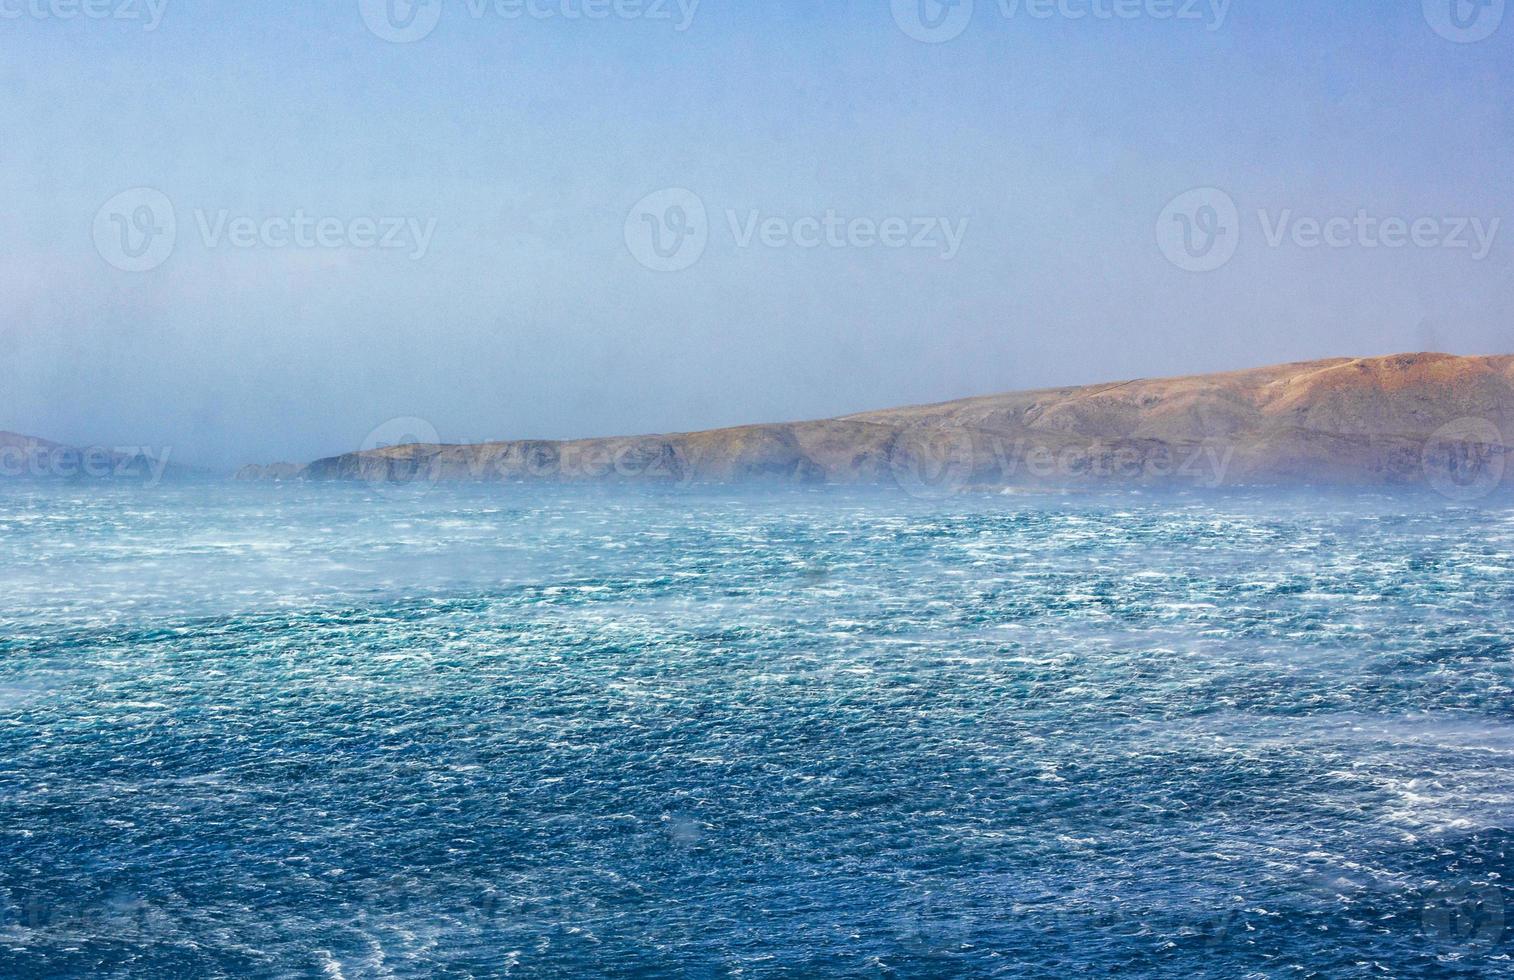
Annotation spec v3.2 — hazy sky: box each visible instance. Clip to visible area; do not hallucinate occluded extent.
[2,0,1511,468]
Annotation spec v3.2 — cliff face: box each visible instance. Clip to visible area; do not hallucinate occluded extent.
[253,353,1514,495]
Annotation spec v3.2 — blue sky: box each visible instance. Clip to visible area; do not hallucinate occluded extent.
[2,1,1511,467]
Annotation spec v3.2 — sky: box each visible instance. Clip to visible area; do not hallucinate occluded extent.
[2,0,1511,469]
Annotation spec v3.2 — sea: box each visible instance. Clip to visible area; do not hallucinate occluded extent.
[1,482,1511,977]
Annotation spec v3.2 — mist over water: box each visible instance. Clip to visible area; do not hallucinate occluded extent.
[2,484,1511,976]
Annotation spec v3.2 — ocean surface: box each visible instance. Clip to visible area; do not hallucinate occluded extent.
[1,482,1511,978]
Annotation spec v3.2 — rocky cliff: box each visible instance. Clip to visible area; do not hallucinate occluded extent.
[243,353,1514,496]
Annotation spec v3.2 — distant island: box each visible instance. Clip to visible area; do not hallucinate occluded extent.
[233,353,1511,496]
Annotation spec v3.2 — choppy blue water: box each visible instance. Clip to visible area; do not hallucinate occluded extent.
[1,483,1512,978]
